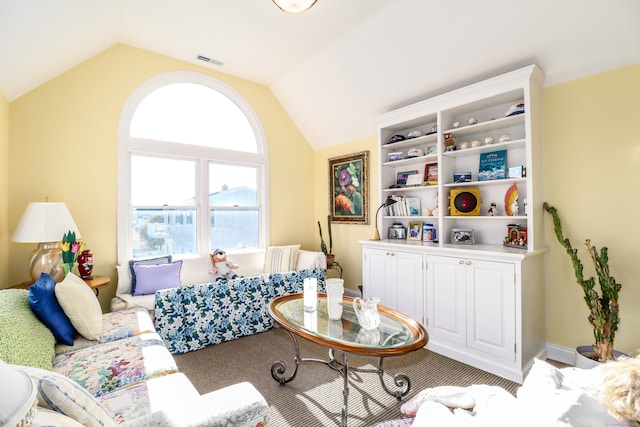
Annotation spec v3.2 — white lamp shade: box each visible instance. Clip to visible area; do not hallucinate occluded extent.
[13,202,81,243]
[272,0,317,13]
[0,361,37,426]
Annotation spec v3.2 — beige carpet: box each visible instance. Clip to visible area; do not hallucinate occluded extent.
[173,328,537,426]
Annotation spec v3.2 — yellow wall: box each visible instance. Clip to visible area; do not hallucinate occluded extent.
[543,63,640,355]
[0,90,8,286]
[313,135,377,292]
[6,44,316,311]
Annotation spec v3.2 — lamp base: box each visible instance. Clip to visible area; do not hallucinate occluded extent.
[28,242,64,283]
[370,227,381,241]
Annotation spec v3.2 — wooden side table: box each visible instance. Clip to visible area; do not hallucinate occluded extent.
[83,275,110,296]
[9,275,110,296]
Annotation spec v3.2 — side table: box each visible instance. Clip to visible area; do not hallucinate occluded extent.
[83,275,110,296]
[10,275,110,296]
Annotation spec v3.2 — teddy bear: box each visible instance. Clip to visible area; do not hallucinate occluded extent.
[209,249,239,281]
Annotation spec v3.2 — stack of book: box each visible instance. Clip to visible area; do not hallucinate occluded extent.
[386,196,421,216]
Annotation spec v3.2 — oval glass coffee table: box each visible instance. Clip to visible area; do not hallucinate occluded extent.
[269,293,428,426]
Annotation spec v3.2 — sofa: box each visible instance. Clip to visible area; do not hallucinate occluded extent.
[0,273,270,427]
[113,247,327,312]
[373,358,637,426]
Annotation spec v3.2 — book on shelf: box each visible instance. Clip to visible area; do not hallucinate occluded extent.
[478,150,507,181]
[387,195,410,216]
[407,197,421,216]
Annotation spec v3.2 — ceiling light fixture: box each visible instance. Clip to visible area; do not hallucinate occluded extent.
[272,0,317,13]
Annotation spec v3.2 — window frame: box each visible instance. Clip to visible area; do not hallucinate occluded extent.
[117,71,269,264]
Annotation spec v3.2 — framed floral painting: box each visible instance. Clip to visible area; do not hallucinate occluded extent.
[329,151,369,224]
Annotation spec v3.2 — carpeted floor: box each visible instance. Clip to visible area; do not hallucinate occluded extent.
[174,328,542,426]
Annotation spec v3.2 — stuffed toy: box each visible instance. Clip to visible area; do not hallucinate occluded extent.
[209,249,239,281]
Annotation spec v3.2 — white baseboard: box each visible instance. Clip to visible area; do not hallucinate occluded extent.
[546,343,576,366]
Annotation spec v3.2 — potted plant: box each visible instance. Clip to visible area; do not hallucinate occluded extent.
[318,215,334,264]
[544,203,623,364]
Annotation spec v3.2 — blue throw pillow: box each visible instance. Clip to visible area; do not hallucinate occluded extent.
[128,255,172,295]
[28,273,76,346]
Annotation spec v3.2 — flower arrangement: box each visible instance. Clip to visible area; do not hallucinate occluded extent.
[61,230,85,276]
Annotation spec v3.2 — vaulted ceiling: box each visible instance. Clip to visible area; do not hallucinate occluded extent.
[1,0,639,149]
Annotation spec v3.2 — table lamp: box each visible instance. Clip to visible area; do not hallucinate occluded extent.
[371,196,398,241]
[0,361,37,426]
[12,202,81,283]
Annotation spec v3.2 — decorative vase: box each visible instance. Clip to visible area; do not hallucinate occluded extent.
[326,253,335,265]
[77,249,94,279]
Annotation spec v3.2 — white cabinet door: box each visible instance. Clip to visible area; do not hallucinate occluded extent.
[466,259,516,361]
[363,247,424,324]
[394,251,424,324]
[426,255,466,345]
[363,248,390,302]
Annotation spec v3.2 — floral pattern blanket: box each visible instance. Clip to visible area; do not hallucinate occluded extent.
[155,269,325,354]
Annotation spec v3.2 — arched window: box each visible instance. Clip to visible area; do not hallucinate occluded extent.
[117,71,269,263]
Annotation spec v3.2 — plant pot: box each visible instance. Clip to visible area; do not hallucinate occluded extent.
[574,345,629,369]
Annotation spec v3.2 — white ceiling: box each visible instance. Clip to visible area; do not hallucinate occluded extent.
[1,0,639,149]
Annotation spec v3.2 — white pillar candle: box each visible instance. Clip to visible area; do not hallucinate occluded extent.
[303,277,317,312]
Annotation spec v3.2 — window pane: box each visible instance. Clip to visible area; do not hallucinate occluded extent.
[131,156,195,206]
[130,83,257,153]
[209,163,257,206]
[210,208,259,250]
[132,208,197,259]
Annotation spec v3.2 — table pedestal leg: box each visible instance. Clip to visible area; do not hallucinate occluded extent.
[271,331,413,426]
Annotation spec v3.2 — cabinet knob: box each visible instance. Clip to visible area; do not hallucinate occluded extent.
[387,252,395,256]
[466,260,471,266]
[459,259,464,264]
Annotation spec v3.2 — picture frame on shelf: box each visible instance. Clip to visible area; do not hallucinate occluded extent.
[396,170,419,186]
[424,162,438,185]
[406,197,421,216]
[453,172,472,183]
[388,152,403,162]
[425,143,437,155]
[407,222,423,240]
[451,228,475,244]
[405,174,423,187]
[508,165,526,178]
[329,151,369,224]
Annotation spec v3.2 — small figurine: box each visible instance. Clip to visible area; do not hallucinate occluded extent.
[453,121,461,128]
[470,139,481,148]
[499,133,511,143]
[209,249,239,281]
[431,192,440,217]
[459,141,470,150]
[444,133,456,152]
[488,203,498,216]
[484,136,495,145]
[468,117,478,125]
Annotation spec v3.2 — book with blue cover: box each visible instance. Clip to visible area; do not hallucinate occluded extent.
[478,150,507,181]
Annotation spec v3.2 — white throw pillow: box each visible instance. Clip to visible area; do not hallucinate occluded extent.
[12,365,115,427]
[55,273,102,340]
[263,245,301,273]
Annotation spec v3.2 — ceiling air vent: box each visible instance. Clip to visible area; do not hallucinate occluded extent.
[196,54,224,67]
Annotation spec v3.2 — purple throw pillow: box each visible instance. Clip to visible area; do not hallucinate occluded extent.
[132,260,183,296]
[128,255,172,295]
